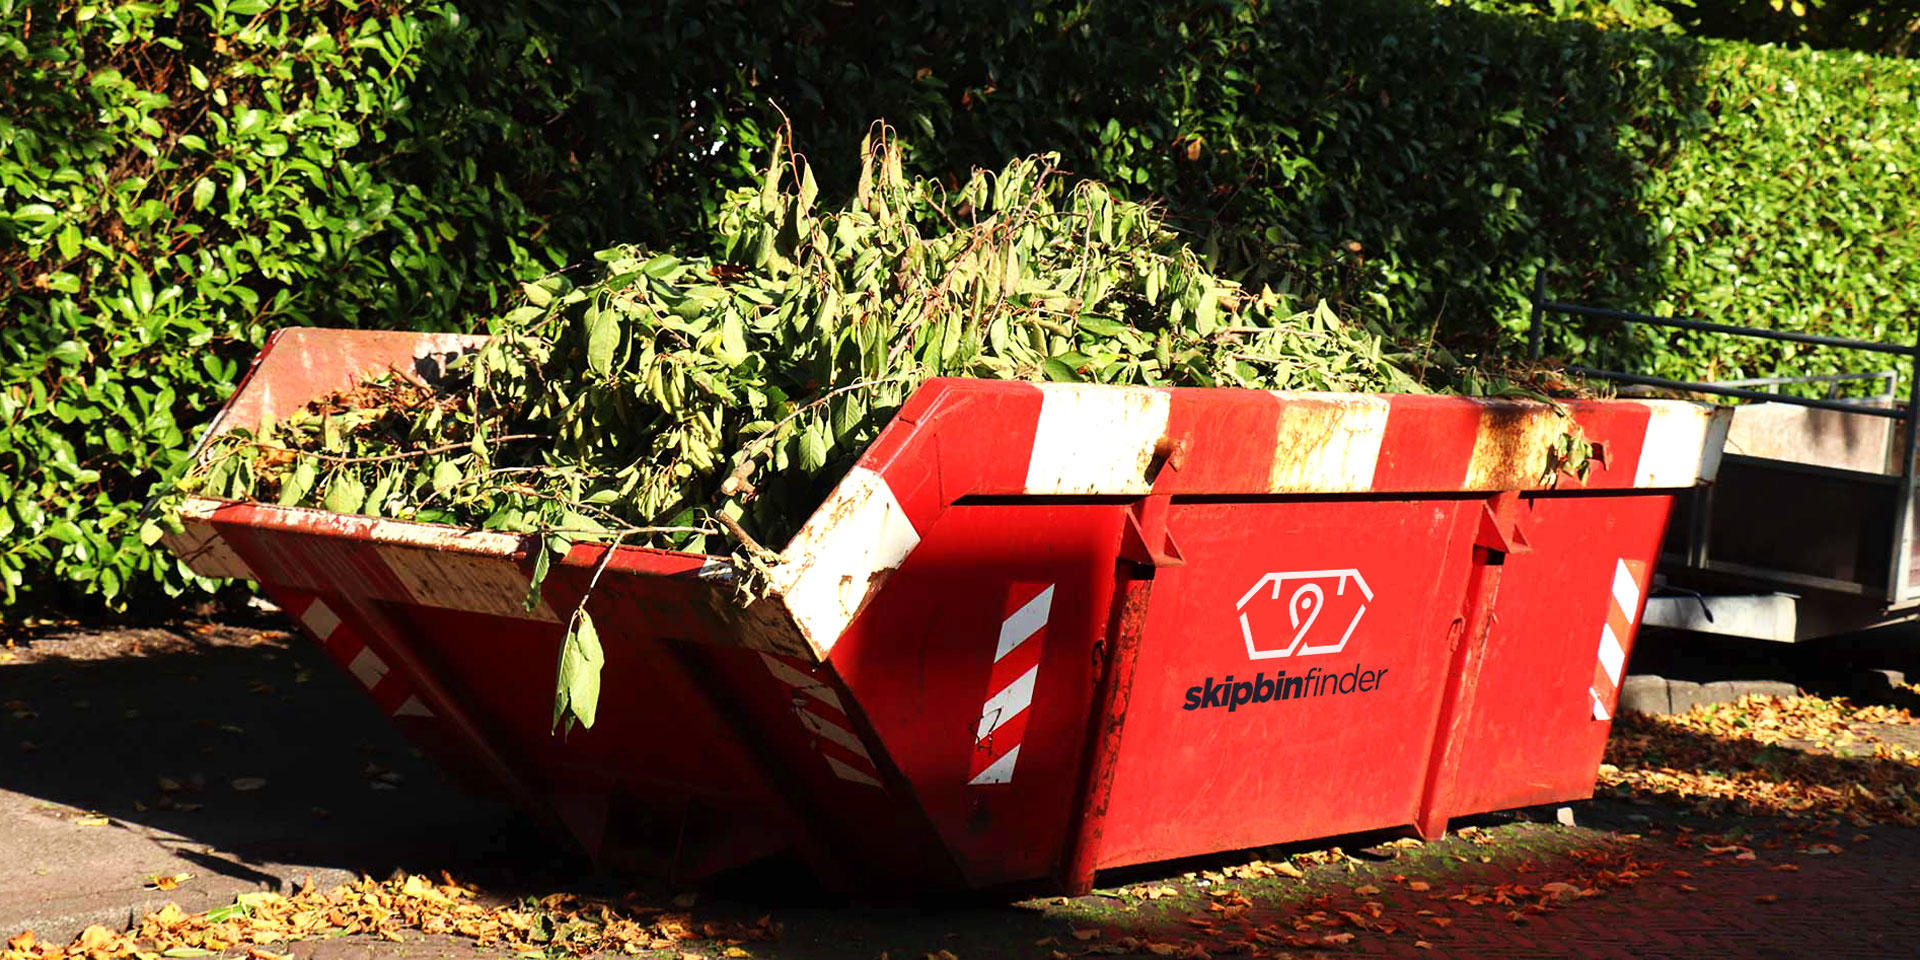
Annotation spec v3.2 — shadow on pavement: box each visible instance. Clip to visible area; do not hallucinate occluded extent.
[0,620,547,903]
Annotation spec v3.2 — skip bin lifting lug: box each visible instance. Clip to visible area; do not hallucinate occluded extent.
[1474,490,1533,556]
[1119,496,1185,568]
[1118,435,1189,569]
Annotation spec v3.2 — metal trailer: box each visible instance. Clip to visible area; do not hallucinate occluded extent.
[163,327,1728,895]
[1530,276,1920,643]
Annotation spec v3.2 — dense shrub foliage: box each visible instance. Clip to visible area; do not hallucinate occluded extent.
[2,0,1916,612]
[1618,43,1920,385]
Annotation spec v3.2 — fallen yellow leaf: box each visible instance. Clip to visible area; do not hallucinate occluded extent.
[1408,880,1431,892]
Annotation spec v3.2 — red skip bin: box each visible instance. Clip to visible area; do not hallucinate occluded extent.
[165,328,1730,895]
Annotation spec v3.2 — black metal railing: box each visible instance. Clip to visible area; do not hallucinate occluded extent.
[1528,269,1920,603]
[1711,370,1899,403]
[1526,271,1920,425]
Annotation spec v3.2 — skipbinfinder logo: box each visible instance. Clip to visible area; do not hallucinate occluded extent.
[1236,569,1373,659]
[1182,664,1390,713]
[1177,569,1385,715]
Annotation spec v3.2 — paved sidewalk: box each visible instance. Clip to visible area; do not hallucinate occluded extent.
[7,621,1920,959]
[0,622,524,942]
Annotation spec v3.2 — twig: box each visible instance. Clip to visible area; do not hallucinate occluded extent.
[578,530,626,601]
[233,434,541,466]
[714,511,777,562]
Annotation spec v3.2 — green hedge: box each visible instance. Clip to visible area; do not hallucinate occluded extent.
[1612,43,1920,385]
[3,0,1917,613]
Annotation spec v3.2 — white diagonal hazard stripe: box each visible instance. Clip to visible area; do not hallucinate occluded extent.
[995,585,1054,661]
[1612,558,1642,620]
[969,745,1021,785]
[759,652,846,711]
[1597,624,1625,686]
[347,647,388,690]
[300,599,341,641]
[976,665,1038,741]
[825,755,883,787]
[1591,558,1644,722]
[798,708,874,762]
[758,654,883,789]
[392,696,433,718]
[970,582,1056,787]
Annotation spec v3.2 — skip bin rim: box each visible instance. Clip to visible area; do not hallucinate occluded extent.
[166,327,1733,664]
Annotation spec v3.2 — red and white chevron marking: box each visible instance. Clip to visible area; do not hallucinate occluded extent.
[292,595,435,721]
[969,583,1054,786]
[759,653,883,788]
[1590,558,1647,721]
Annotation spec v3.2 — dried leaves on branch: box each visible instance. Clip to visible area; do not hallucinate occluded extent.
[165,126,1426,730]
[176,126,1421,553]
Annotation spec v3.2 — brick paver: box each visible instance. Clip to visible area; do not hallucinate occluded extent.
[1350,826,1920,959]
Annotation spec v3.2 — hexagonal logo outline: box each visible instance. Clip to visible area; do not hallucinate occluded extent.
[1236,569,1374,660]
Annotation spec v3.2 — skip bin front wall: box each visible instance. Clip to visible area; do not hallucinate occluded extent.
[797,381,1721,886]
[1096,497,1480,868]
[826,502,1128,887]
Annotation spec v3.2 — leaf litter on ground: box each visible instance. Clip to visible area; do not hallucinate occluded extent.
[1063,842,1658,958]
[3,873,773,960]
[1600,692,1920,825]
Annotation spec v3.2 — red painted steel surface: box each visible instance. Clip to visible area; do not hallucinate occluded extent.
[164,328,1727,894]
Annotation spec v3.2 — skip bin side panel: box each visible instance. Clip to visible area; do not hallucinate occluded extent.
[1440,490,1674,817]
[826,501,1128,889]
[209,511,792,872]
[204,328,490,446]
[1095,496,1479,869]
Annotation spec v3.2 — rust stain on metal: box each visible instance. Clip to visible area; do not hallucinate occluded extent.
[1464,402,1568,491]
